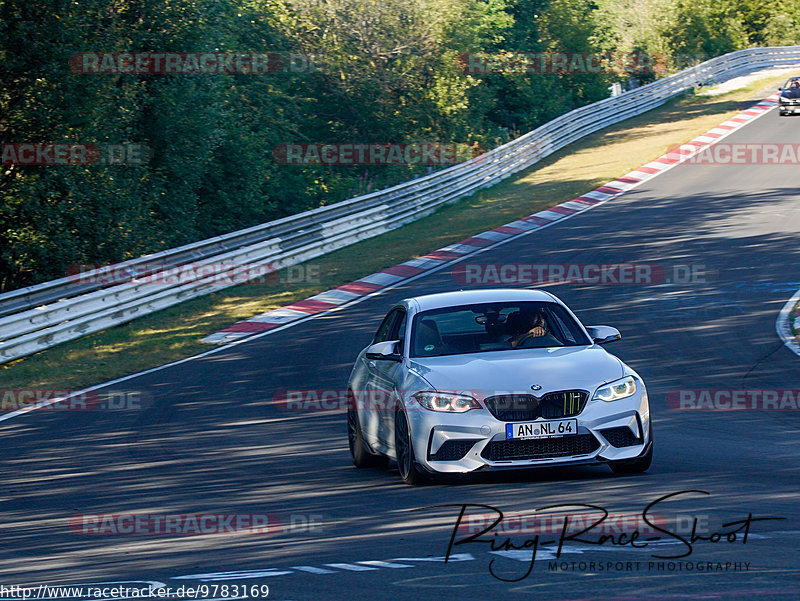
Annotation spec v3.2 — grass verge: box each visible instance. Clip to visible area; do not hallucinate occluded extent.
[1,73,790,391]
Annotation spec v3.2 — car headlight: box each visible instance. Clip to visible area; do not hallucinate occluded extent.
[414,391,480,413]
[593,376,637,402]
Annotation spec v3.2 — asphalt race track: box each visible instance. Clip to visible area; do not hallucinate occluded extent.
[2,103,800,600]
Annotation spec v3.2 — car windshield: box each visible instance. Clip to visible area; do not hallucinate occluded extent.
[411,301,591,357]
[783,79,800,95]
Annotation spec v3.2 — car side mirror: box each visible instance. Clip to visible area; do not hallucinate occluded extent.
[586,325,621,345]
[778,87,782,91]
[366,340,402,361]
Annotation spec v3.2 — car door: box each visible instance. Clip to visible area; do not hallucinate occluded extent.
[364,307,407,445]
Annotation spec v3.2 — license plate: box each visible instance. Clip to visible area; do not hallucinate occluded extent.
[506,419,577,439]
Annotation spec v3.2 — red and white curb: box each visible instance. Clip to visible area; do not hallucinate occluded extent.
[202,95,780,344]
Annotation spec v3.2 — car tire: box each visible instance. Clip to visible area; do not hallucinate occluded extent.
[394,408,428,485]
[347,401,387,469]
[609,422,653,475]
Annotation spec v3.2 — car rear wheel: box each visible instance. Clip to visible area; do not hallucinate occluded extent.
[609,422,653,474]
[394,409,427,485]
[347,400,387,469]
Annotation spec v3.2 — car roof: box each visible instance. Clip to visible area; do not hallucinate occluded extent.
[405,288,556,311]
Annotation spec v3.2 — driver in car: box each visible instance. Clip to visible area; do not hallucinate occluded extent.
[509,310,549,347]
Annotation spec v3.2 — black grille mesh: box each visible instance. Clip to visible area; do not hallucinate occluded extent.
[428,439,480,461]
[599,426,641,448]
[481,434,599,461]
[484,390,588,421]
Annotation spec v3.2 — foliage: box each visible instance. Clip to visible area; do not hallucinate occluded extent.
[1,0,797,290]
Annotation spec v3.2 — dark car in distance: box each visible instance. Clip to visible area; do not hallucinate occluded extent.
[779,76,800,116]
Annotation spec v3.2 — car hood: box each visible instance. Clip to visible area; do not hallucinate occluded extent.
[781,88,800,98]
[407,346,625,397]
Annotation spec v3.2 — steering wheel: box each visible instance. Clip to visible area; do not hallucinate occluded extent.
[515,327,554,347]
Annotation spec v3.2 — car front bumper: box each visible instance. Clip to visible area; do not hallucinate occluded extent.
[407,387,651,474]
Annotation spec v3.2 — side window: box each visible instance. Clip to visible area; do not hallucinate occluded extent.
[374,308,401,343]
[546,305,586,344]
[390,311,407,350]
[545,309,572,344]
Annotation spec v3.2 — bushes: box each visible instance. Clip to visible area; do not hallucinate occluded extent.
[1,0,797,290]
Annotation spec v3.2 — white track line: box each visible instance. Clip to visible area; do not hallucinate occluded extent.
[776,287,800,357]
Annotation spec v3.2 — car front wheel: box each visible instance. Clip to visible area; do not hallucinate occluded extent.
[347,400,387,469]
[394,409,428,485]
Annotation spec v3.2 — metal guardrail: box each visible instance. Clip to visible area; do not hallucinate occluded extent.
[2,46,799,364]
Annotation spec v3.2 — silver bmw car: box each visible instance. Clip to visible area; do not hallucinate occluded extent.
[346,289,652,484]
